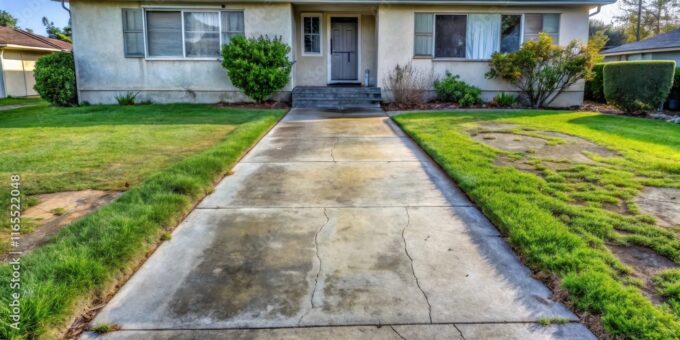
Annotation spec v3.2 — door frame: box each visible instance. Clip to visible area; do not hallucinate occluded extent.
[326,14,362,84]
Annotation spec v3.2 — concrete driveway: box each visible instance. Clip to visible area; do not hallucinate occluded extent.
[88,109,594,339]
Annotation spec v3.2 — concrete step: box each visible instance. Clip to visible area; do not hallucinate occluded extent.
[292,86,382,108]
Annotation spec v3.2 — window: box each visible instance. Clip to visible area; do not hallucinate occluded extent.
[414,13,433,56]
[222,11,244,45]
[302,14,321,55]
[146,11,183,57]
[122,9,144,57]
[500,15,522,53]
[144,10,244,59]
[466,14,500,59]
[524,13,559,43]
[435,15,466,58]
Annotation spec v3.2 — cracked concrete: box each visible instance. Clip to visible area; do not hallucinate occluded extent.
[87,108,594,339]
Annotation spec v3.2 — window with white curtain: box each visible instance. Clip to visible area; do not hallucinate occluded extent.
[184,12,220,57]
[466,14,500,59]
[144,10,244,59]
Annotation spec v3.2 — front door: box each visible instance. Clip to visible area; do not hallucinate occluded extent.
[330,17,358,82]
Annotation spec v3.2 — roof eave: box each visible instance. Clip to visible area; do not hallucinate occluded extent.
[0,44,65,52]
[56,0,616,4]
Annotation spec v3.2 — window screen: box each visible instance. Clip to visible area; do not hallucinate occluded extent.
[146,11,183,57]
[434,15,466,58]
[303,15,321,54]
[524,13,560,44]
[221,11,244,45]
[122,9,144,57]
[500,15,522,52]
[414,13,433,56]
[184,12,220,57]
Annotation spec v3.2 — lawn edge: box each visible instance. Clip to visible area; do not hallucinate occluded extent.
[388,113,607,338]
[60,108,289,339]
[0,108,287,340]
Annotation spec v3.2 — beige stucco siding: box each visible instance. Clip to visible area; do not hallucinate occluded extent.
[0,49,47,98]
[376,5,591,107]
[293,6,378,86]
[71,0,294,104]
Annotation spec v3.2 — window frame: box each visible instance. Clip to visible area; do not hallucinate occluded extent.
[142,8,244,61]
[415,12,558,61]
[413,13,434,58]
[122,8,146,58]
[301,13,323,57]
[522,13,560,45]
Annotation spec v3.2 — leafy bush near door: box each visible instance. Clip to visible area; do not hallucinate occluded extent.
[603,61,676,112]
[433,72,482,107]
[221,35,293,103]
[33,52,78,106]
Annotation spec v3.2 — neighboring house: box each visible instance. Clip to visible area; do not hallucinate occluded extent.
[602,28,680,65]
[0,27,72,98]
[67,0,613,107]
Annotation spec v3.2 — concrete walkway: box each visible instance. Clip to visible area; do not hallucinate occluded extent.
[87,109,594,339]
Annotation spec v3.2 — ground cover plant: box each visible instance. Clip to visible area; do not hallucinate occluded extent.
[0,103,285,338]
[393,110,680,338]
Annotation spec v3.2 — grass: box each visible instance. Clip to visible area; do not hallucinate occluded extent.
[0,97,44,107]
[0,103,285,339]
[393,110,680,339]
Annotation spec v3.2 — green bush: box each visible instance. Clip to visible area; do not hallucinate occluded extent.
[221,35,292,103]
[670,67,680,100]
[433,72,482,106]
[585,63,606,103]
[115,91,139,106]
[603,61,676,112]
[33,52,78,106]
[493,92,518,108]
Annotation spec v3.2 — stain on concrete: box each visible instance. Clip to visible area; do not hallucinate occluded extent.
[635,187,680,227]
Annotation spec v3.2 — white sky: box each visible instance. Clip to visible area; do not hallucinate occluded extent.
[590,2,625,24]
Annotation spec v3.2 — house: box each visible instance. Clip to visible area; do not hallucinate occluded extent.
[0,27,71,98]
[66,0,613,107]
[602,28,680,65]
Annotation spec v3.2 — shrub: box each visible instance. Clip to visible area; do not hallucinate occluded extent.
[486,33,600,108]
[33,52,78,106]
[585,63,606,103]
[670,67,680,100]
[383,62,431,105]
[433,72,482,107]
[603,61,676,112]
[115,91,139,105]
[493,92,518,108]
[221,35,292,103]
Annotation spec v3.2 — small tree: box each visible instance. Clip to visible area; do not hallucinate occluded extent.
[34,52,78,106]
[221,35,292,103]
[485,33,601,108]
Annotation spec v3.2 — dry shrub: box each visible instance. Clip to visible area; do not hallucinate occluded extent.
[383,62,431,106]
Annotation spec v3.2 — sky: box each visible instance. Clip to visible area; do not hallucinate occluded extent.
[1,0,623,36]
[1,0,71,35]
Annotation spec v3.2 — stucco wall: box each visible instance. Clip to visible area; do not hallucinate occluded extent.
[376,4,591,107]
[0,49,46,97]
[293,5,378,86]
[71,0,294,104]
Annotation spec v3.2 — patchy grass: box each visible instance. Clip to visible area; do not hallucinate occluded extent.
[393,110,680,339]
[654,269,680,318]
[0,104,284,339]
[0,97,44,107]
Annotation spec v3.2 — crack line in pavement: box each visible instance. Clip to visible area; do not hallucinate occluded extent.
[402,207,433,323]
[298,208,331,326]
[329,138,338,162]
[390,325,407,340]
[453,324,467,340]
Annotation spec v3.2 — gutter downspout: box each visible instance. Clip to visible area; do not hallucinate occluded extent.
[0,49,6,98]
[589,5,602,17]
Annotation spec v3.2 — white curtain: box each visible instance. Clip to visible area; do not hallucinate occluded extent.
[466,14,501,60]
[184,12,220,57]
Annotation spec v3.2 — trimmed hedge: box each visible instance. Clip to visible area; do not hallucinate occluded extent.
[585,63,606,103]
[603,61,676,112]
[33,52,78,106]
[671,67,680,100]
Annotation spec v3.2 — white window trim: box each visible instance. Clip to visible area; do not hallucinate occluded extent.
[415,12,559,61]
[301,13,323,57]
[143,8,244,61]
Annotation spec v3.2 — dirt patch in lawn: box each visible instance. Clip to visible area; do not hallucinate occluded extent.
[609,244,679,304]
[2,190,121,260]
[634,187,680,227]
[473,124,617,164]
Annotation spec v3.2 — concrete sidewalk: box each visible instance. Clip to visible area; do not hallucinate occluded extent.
[86,109,594,339]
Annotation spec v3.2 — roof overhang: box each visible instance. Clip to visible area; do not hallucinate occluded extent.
[0,44,64,52]
[602,46,680,56]
[56,0,616,5]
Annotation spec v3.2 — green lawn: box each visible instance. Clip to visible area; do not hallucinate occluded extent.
[393,110,680,339]
[0,97,44,107]
[0,103,285,339]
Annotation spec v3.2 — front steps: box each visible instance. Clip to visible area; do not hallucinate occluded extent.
[292,86,382,109]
